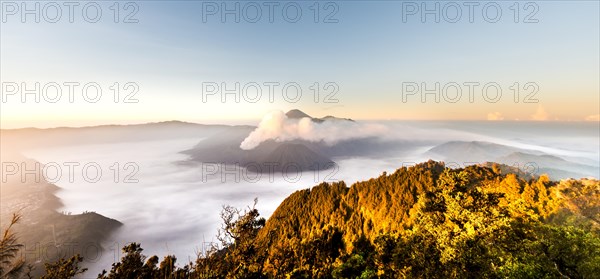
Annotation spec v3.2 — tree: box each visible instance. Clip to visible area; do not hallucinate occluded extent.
[294,226,344,278]
[9,163,599,279]
[499,224,600,278]
[98,243,164,278]
[195,199,266,278]
[392,169,517,278]
[0,213,26,279]
[559,179,600,226]
[41,255,87,279]
[332,237,376,279]
[217,198,266,278]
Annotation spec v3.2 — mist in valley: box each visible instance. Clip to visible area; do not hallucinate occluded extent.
[4,116,598,274]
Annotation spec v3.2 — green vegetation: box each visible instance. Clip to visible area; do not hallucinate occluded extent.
[2,161,599,278]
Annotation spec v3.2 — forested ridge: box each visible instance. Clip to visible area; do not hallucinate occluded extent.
[2,161,599,278]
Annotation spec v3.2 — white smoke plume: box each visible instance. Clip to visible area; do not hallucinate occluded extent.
[240,110,388,150]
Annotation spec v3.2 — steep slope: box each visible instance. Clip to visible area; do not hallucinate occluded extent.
[285,109,312,119]
[256,160,448,248]
[0,153,121,277]
[285,109,354,123]
[257,143,335,172]
[255,160,581,253]
[182,128,335,172]
[183,109,362,172]
[90,160,600,278]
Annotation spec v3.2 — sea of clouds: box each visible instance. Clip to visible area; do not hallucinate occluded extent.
[21,116,599,274]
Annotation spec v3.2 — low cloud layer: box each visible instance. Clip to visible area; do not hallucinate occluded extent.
[585,114,600,121]
[240,111,388,150]
[18,120,599,275]
[487,112,504,121]
[531,105,550,121]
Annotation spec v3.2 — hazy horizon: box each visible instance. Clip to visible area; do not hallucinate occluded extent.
[2,115,600,130]
[2,1,599,128]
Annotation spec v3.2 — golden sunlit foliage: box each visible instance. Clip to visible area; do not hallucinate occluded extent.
[4,161,600,278]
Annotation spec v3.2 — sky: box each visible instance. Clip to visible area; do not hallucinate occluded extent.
[1,0,599,128]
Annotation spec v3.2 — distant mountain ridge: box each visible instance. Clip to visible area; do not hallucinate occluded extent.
[427,140,599,180]
[183,109,358,172]
[427,141,545,162]
[1,121,237,151]
[285,109,355,123]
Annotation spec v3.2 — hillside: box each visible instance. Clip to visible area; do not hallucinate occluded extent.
[285,109,355,123]
[258,143,335,172]
[250,162,599,277]
[183,109,414,172]
[0,121,230,152]
[74,161,599,279]
[256,160,445,248]
[428,141,599,180]
[182,109,361,172]
[183,129,335,172]
[496,151,598,179]
[427,141,544,162]
[0,153,122,277]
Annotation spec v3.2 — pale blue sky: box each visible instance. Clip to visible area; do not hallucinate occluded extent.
[1,1,599,128]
